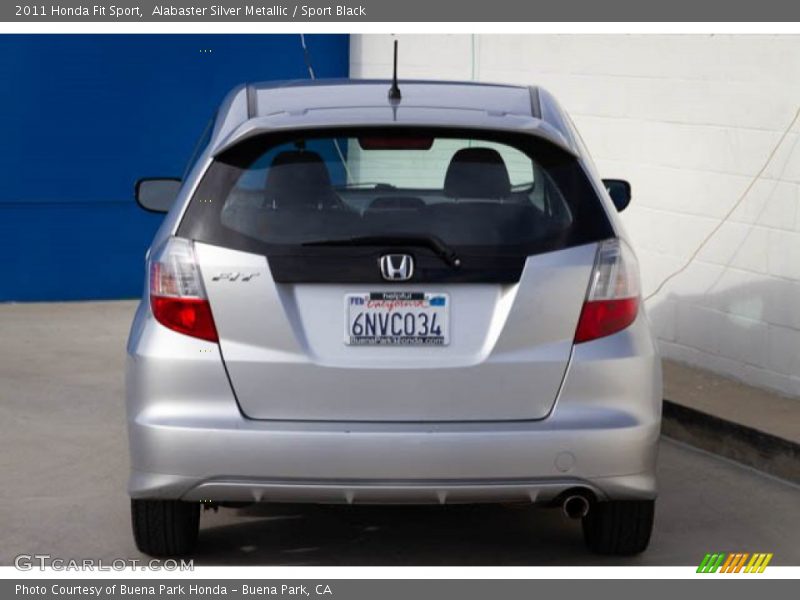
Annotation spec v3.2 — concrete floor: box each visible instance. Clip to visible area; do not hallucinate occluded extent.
[2,301,799,566]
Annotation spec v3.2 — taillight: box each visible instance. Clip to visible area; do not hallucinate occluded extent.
[574,239,640,344]
[149,237,218,343]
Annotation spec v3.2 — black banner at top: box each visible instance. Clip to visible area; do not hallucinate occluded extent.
[4,0,800,22]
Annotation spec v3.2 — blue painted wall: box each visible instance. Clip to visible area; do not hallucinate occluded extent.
[0,34,349,301]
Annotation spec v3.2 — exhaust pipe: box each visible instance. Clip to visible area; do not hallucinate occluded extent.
[562,495,590,519]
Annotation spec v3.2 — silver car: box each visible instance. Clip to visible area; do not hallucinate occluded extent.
[127,79,662,557]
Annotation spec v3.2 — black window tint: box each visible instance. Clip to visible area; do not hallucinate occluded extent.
[178,128,612,257]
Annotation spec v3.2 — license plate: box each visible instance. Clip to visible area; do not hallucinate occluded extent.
[345,292,450,346]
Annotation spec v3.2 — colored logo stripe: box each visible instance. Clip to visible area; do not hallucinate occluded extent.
[721,553,736,573]
[696,554,712,573]
[759,554,774,573]
[697,552,772,573]
[697,553,725,573]
[720,553,736,572]
[733,553,748,572]
[745,553,773,573]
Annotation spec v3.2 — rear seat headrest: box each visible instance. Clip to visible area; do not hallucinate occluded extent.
[444,147,512,199]
[264,150,335,208]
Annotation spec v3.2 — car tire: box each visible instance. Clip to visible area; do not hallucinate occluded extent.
[582,499,655,555]
[131,499,200,557]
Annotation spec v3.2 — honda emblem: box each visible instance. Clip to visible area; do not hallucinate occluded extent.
[379,254,414,281]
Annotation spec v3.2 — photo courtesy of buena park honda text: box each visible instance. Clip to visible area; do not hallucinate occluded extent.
[0,0,799,597]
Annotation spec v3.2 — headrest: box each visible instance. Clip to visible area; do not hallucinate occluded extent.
[264,150,333,207]
[443,147,512,199]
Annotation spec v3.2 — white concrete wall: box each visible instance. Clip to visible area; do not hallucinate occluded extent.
[351,34,800,398]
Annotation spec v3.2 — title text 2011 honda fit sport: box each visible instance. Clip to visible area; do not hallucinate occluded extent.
[127,79,662,557]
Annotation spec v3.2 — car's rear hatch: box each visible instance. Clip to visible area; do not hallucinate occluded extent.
[178,127,613,421]
[195,241,596,421]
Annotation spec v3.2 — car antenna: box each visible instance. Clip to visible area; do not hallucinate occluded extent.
[388,40,401,101]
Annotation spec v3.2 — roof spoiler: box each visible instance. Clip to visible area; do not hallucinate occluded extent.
[211,117,578,158]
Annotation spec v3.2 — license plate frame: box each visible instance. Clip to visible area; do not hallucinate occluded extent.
[344,291,450,346]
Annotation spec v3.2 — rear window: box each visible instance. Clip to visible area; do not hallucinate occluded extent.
[178,128,612,255]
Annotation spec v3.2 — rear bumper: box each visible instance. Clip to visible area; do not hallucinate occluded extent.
[127,305,662,504]
[128,416,659,503]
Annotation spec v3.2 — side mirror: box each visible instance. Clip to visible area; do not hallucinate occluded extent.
[135,178,181,213]
[602,179,632,212]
